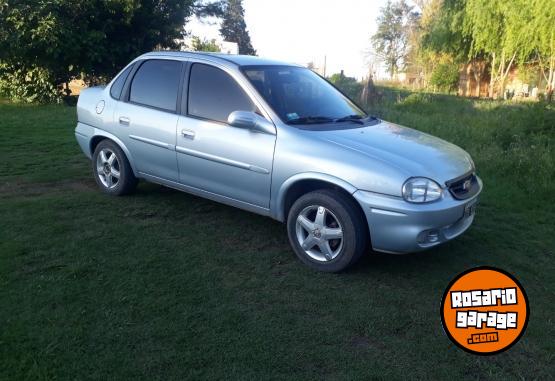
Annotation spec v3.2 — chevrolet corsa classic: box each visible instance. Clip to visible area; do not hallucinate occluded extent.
[75,52,482,272]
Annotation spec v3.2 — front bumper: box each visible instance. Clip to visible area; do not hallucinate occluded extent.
[353,176,483,254]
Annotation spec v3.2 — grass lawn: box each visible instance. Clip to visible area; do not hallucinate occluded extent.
[1,93,554,380]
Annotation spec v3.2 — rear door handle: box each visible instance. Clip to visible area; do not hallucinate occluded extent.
[182,129,196,139]
[119,116,130,125]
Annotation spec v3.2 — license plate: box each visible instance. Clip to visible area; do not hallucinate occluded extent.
[464,199,478,218]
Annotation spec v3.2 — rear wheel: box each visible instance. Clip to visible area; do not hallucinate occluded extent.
[92,140,137,196]
[286,189,368,272]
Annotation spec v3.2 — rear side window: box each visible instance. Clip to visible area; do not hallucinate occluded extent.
[188,63,255,123]
[110,65,133,100]
[129,60,181,112]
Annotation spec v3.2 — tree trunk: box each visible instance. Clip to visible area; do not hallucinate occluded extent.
[547,55,554,103]
[499,78,507,100]
[547,67,554,102]
[361,72,376,106]
[488,52,515,100]
[488,53,496,98]
[548,37,555,102]
[495,52,506,100]
[498,53,516,100]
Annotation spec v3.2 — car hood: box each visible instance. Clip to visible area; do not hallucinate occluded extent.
[317,121,473,185]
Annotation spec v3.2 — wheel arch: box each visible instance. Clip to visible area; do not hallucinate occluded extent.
[89,131,138,176]
[274,173,360,222]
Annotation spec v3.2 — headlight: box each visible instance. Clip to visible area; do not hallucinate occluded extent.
[402,177,443,203]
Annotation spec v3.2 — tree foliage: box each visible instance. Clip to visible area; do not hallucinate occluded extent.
[420,0,554,99]
[528,0,555,100]
[0,0,219,102]
[190,36,221,52]
[429,62,459,92]
[419,0,484,94]
[421,0,469,61]
[0,62,59,103]
[371,0,419,77]
[328,72,363,100]
[219,0,256,55]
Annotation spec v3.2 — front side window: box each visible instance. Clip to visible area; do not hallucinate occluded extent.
[129,60,181,112]
[110,64,133,100]
[188,63,256,123]
[243,66,367,128]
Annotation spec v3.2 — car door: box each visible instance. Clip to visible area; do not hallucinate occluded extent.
[176,62,276,209]
[115,59,183,182]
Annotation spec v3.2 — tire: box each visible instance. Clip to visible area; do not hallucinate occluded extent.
[286,189,369,272]
[92,139,137,196]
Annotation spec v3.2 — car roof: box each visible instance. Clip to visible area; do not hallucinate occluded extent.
[139,51,301,68]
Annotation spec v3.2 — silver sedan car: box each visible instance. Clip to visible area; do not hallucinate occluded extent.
[75,51,482,272]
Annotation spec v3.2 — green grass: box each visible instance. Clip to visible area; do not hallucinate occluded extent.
[1,94,554,380]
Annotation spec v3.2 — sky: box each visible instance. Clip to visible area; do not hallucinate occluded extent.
[186,0,388,80]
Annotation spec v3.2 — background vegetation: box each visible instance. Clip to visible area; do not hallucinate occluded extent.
[328,72,364,100]
[1,92,553,380]
[0,0,255,103]
[219,0,256,55]
[369,0,555,100]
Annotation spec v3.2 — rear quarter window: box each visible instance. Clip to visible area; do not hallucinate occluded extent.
[109,65,133,100]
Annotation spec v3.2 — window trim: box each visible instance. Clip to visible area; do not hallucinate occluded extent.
[186,62,261,125]
[109,63,135,101]
[122,58,185,115]
[180,61,191,116]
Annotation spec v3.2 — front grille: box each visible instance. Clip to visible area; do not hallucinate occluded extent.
[446,172,479,200]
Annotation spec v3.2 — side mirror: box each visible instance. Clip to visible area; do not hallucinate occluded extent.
[227,111,275,135]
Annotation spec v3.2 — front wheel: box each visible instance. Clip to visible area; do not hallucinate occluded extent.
[286,189,369,272]
[92,140,137,196]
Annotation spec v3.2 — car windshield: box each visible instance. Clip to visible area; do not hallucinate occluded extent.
[242,65,368,127]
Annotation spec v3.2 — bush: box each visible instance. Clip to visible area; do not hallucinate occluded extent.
[0,63,61,103]
[328,72,363,101]
[401,93,433,105]
[429,63,459,93]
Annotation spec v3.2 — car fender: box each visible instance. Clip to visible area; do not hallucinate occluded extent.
[272,172,358,221]
[90,127,139,177]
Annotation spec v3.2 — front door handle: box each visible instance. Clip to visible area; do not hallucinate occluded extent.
[119,116,130,125]
[182,129,196,139]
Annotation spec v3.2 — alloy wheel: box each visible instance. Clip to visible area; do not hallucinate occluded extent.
[96,148,120,189]
[295,205,344,262]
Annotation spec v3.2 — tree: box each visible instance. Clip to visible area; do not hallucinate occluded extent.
[430,62,459,92]
[421,0,549,99]
[328,71,363,100]
[463,0,542,98]
[190,36,221,52]
[360,69,377,106]
[529,0,555,101]
[421,0,469,60]
[420,0,488,96]
[219,0,256,55]
[0,0,220,102]
[371,0,419,77]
